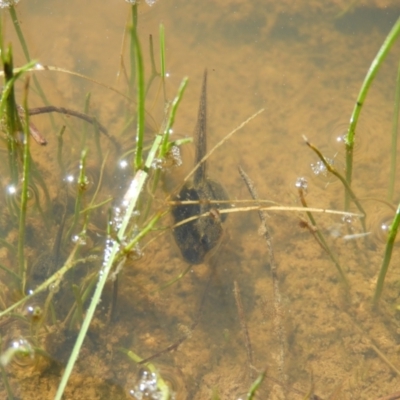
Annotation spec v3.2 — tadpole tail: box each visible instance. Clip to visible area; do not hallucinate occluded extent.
[193,69,208,187]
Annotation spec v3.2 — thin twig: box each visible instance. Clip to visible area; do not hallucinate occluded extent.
[27,106,118,147]
[234,280,254,380]
[238,166,286,386]
[179,109,264,190]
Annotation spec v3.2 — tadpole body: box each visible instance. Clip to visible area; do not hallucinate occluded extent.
[172,70,228,264]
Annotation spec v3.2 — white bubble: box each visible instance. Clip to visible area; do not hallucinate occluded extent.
[295,177,308,190]
[7,185,16,195]
[310,160,328,177]
[119,159,128,169]
[66,174,75,183]
[0,0,20,9]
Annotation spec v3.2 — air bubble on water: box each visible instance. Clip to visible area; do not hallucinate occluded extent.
[129,369,163,400]
[0,338,34,367]
[71,234,86,245]
[335,134,345,146]
[380,221,390,235]
[126,0,158,6]
[295,177,308,191]
[310,160,328,177]
[119,159,129,169]
[0,0,20,9]
[103,237,117,267]
[65,174,75,183]
[328,223,343,238]
[49,283,59,293]
[151,158,164,170]
[6,184,17,195]
[170,145,182,167]
[342,214,355,226]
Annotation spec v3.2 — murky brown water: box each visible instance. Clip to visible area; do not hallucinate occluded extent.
[1,0,400,399]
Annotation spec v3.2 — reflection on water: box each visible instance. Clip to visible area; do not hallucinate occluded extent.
[1,0,400,399]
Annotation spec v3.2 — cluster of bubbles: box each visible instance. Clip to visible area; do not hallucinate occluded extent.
[0,337,35,368]
[295,177,308,191]
[0,0,20,9]
[129,369,165,400]
[125,0,158,6]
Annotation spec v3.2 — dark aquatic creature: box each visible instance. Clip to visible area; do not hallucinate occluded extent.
[172,70,228,264]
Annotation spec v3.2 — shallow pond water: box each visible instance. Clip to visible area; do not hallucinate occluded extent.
[1,1,400,399]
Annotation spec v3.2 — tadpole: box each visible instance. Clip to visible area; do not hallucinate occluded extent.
[171,70,228,264]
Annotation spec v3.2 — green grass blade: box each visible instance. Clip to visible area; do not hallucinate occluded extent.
[159,23,166,79]
[121,348,171,400]
[129,4,138,97]
[160,77,188,157]
[54,133,165,400]
[131,18,145,170]
[17,77,31,291]
[246,369,266,400]
[389,60,400,201]
[345,16,400,208]
[373,202,400,305]
[304,136,366,231]
[66,149,88,240]
[9,5,56,128]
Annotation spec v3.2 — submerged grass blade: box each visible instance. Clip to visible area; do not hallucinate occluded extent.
[145,34,158,95]
[0,244,80,319]
[121,348,171,400]
[66,149,88,240]
[298,186,348,287]
[143,77,188,221]
[8,5,56,127]
[159,23,166,80]
[1,48,35,185]
[389,60,400,201]
[246,369,266,400]
[57,125,66,177]
[131,12,145,170]
[129,4,138,97]
[373,202,400,305]
[304,135,366,231]
[345,16,400,208]
[17,77,31,291]
[160,78,188,157]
